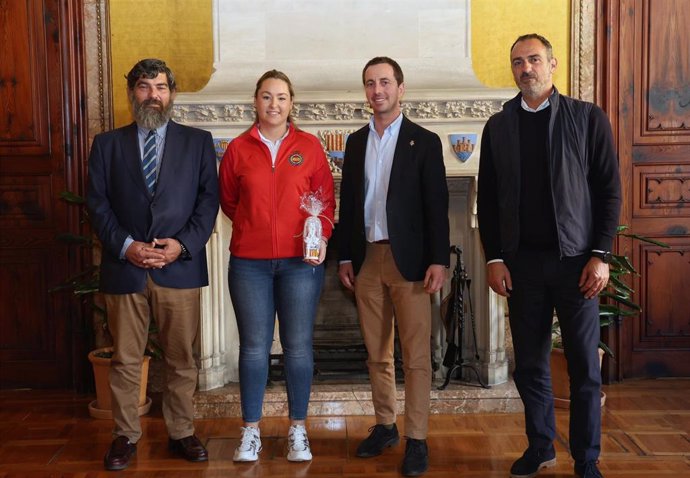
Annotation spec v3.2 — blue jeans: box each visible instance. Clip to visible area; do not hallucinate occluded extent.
[228,255,324,422]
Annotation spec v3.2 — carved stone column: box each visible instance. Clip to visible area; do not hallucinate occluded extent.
[442,178,509,386]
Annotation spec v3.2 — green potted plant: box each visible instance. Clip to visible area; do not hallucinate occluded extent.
[51,191,161,418]
[550,225,669,407]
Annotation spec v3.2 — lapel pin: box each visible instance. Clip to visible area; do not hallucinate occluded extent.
[409,140,415,146]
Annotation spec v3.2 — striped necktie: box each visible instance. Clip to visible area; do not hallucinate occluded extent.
[142,130,157,194]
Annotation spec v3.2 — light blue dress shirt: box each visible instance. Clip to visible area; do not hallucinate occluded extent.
[364,113,403,243]
[119,122,169,259]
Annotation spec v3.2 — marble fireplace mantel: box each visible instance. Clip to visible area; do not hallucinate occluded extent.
[171,0,520,391]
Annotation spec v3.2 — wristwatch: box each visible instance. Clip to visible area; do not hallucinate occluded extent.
[175,238,191,260]
[591,250,612,263]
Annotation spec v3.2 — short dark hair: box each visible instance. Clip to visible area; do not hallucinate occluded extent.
[362,56,404,85]
[510,33,554,60]
[125,58,176,91]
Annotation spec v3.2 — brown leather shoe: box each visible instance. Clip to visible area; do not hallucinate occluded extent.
[104,436,137,471]
[168,434,209,462]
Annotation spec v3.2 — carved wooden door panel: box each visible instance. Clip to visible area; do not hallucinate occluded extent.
[0,0,86,388]
[602,0,690,379]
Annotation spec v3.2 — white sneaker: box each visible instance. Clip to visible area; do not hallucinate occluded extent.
[287,424,312,462]
[233,426,261,462]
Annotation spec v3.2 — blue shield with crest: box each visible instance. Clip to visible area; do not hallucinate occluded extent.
[448,133,477,163]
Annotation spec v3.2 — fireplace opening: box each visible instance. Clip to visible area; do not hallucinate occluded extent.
[269,224,405,382]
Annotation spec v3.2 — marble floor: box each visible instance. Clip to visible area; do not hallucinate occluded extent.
[193,379,522,418]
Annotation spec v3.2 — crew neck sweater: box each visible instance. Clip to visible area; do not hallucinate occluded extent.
[518,106,559,251]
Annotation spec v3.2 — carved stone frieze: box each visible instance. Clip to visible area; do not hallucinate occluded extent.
[173,98,507,124]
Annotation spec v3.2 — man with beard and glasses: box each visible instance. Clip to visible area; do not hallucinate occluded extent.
[87,58,219,471]
[477,34,620,478]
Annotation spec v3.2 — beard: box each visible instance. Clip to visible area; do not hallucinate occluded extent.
[131,97,174,130]
[517,72,551,100]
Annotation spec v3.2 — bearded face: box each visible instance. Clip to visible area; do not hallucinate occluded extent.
[130,95,174,130]
[515,69,553,99]
[129,73,175,130]
[510,38,557,102]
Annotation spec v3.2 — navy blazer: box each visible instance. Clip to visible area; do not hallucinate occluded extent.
[87,121,219,294]
[338,116,450,281]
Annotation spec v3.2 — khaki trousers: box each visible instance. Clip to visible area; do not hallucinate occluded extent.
[104,275,200,442]
[354,243,432,439]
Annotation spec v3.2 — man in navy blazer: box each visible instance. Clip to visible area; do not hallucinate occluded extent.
[87,59,219,471]
[338,57,450,477]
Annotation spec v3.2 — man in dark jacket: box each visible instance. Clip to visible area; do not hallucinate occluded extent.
[477,34,621,478]
[87,59,219,471]
[338,56,449,477]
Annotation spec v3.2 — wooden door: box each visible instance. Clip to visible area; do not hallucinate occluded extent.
[0,0,88,388]
[599,0,690,380]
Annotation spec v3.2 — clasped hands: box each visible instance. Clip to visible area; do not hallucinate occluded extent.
[125,238,182,269]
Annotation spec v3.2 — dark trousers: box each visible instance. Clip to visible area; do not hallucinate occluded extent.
[506,250,601,463]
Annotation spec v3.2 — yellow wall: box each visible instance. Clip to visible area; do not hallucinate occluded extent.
[109,0,213,127]
[472,0,570,92]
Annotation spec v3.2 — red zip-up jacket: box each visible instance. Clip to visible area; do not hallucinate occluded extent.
[219,124,335,259]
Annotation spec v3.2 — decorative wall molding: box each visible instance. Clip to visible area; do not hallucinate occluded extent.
[173,98,507,125]
[645,176,690,204]
[634,165,690,217]
[571,0,596,101]
[84,0,112,141]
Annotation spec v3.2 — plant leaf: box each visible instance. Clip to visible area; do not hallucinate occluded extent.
[609,275,633,294]
[619,232,670,248]
[599,341,615,358]
[59,191,86,204]
[600,289,630,302]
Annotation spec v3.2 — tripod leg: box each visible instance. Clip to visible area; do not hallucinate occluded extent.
[460,364,491,389]
[437,364,461,390]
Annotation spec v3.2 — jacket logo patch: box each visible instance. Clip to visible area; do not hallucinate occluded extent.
[288,153,304,166]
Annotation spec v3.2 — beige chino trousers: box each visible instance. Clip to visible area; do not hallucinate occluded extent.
[354,243,432,439]
[104,275,200,442]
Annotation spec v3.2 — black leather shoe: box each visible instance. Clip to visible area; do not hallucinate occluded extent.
[356,424,400,457]
[168,434,209,462]
[401,438,428,477]
[104,436,137,471]
[510,446,557,478]
[575,460,604,478]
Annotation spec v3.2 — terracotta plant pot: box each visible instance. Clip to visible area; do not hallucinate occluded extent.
[550,347,606,409]
[87,346,152,419]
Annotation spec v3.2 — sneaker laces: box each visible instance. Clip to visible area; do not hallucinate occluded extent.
[288,425,310,451]
[238,426,260,452]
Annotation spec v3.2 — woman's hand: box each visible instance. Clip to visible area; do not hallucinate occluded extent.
[304,238,327,266]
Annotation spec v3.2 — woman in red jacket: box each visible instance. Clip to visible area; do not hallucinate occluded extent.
[219,70,335,463]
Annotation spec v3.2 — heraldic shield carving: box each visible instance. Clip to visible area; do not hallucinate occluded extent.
[448,133,476,163]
